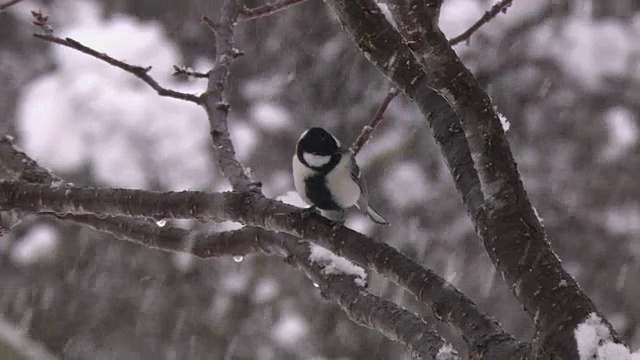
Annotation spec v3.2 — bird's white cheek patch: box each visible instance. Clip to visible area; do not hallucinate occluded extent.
[303,153,331,167]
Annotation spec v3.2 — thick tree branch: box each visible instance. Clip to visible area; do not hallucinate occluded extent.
[57,213,458,359]
[239,0,309,21]
[350,88,399,156]
[32,32,201,104]
[0,180,520,356]
[55,214,267,258]
[449,0,514,46]
[334,0,621,357]
[201,2,259,193]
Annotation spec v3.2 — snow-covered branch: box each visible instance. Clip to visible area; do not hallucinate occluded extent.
[57,213,458,359]
[0,178,511,357]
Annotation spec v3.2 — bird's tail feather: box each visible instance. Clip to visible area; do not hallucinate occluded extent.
[366,205,389,225]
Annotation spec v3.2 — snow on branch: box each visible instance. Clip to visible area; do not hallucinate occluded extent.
[575,313,640,360]
[57,212,457,359]
[0,178,511,356]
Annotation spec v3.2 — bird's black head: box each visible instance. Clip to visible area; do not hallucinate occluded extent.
[297,127,340,156]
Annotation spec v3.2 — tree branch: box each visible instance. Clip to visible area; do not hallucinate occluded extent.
[57,213,459,359]
[0,180,520,356]
[32,34,202,104]
[200,2,260,193]
[449,0,514,46]
[239,0,310,21]
[349,88,399,157]
[31,13,202,104]
[0,0,24,11]
[172,65,209,79]
[0,136,61,185]
[365,0,622,356]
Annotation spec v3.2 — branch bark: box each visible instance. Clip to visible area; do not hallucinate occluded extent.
[323,0,623,357]
[0,180,521,357]
[0,0,24,11]
[201,2,259,193]
[33,34,202,104]
[56,213,459,359]
[239,0,310,21]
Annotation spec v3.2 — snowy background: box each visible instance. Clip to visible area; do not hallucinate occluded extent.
[0,0,639,358]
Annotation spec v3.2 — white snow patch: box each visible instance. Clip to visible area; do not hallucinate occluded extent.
[575,313,640,359]
[277,191,308,209]
[601,107,638,161]
[272,314,308,347]
[497,110,510,132]
[532,206,544,226]
[383,162,430,208]
[436,343,459,360]
[309,244,367,287]
[249,102,292,132]
[10,224,59,267]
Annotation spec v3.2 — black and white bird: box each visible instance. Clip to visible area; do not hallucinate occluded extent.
[292,127,388,225]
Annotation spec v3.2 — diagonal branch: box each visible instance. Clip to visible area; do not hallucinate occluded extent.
[57,213,459,359]
[365,0,622,356]
[0,0,24,11]
[239,0,310,21]
[32,33,202,104]
[200,2,259,192]
[350,88,399,156]
[449,0,514,46]
[0,136,61,185]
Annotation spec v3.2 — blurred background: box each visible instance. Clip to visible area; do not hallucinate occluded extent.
[0,0,638,358]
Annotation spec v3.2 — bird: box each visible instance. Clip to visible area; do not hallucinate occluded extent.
[292,127,388,225]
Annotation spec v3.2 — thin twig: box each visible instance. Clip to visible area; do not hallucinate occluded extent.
[172,65,209,79]
[239,0,309,21]
[201,3,259,193]
[449,0,514,46]
[33,34,202,104]
[350,88,399,156]
[0,0,25,11]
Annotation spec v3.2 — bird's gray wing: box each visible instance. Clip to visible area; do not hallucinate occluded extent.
[346,151,369,212]
[347,150,389,225]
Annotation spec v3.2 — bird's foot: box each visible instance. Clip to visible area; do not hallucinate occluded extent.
[301,206,318,220]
